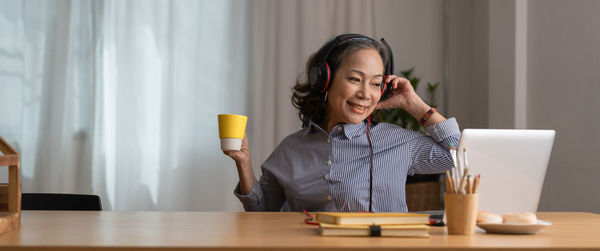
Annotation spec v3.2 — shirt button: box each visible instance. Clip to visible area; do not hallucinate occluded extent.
[337,127,342,131]
[324,175,330,180]
[326,160,332,166]
[326,138,331,143]
[327,195,332,201]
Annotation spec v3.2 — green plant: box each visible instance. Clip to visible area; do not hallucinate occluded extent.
[375,67,439,133]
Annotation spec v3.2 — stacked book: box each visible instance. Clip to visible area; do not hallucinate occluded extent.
[315,212,430,237]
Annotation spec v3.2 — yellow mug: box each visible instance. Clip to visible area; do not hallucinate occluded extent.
[217,114,247,151]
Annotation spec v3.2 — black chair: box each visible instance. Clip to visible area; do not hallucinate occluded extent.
[21,193,102,211]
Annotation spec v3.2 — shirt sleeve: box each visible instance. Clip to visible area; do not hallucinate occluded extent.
[408,117,461,175]
[233,164,286,211]
[233,178,263,210]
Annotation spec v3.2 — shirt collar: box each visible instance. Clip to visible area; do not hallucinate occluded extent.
[302,121,326,136]
[342,121,367,139]
[302,120,367,139]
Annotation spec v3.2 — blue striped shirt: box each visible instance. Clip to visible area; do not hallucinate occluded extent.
[234,118,461,212]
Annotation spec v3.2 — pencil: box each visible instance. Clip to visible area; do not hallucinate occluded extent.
[461,167,469,193]
[452,167,459,192]
[463,148,469,168]
[473,174,481,193]
[467,175,473,194]
[445,171,453,193]
[458,175,467,194]
[449,144,457,168]
[449,171,457,193]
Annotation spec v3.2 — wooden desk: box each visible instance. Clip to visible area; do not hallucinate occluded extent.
[0,211,598,250]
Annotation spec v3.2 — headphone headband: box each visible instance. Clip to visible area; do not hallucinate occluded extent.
[308,34,394,98]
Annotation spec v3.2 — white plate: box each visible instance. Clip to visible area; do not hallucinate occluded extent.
[477,220,552,234]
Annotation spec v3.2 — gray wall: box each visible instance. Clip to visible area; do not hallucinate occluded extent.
[448,0,489,128]
[374,0,445,111]
[450,0,600,213]
[528,0,600,212]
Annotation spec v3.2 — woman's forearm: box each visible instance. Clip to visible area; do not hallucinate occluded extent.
[404,96,446,127]
[236,160,255,195]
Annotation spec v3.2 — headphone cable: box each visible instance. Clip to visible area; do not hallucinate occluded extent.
[367,117,374,213]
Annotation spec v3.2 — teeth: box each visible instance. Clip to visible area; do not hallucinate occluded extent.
[349,102,367,110]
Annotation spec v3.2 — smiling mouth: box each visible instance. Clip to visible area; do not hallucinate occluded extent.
[347,101,369,113]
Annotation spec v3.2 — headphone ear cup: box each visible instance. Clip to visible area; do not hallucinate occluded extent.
[308,66,320,88]
[308,63,331,93]
[322,63,331,92]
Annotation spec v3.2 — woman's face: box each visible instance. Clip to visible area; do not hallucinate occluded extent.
[326,48,384,128]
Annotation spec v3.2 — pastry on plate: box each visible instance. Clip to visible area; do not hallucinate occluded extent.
[503,212,537,224]
[477,210,503,224]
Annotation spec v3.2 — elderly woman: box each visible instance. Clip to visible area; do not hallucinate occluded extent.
[224,34,460,212]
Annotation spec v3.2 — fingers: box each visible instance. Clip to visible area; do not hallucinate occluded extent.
[386,75,410,91]
[223,150,237,157]
[224,150,245,163]
[241,133,249,147]
[377,75,412,111]
[398,78,410,89]
[241,133,250,153]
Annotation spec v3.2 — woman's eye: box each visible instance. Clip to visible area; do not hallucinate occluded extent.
[348,77,361,83]
[371,82,382,87]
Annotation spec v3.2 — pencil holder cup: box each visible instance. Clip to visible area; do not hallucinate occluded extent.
[444,193,478,235]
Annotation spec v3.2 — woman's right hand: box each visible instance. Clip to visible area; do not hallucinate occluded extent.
[223,133,251,166]
[223,133,254,195]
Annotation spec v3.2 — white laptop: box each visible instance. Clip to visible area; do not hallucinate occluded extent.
[457,129,555,215]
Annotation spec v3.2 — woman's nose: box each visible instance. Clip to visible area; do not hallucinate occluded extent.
[356,84,370,100]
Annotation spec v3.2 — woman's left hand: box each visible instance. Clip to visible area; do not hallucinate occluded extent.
[375,75,426,111]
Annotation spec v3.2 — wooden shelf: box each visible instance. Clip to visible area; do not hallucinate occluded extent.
[0,137,21,235]
[0,155,19,167]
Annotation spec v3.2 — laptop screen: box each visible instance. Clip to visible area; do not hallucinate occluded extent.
[457,129,555,215]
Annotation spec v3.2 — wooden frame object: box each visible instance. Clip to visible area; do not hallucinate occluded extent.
[0,136,21,235]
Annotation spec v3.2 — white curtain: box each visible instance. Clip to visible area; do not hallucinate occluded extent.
[0,0,250,211]
[249,0,376,174]
[0,0,380,211]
